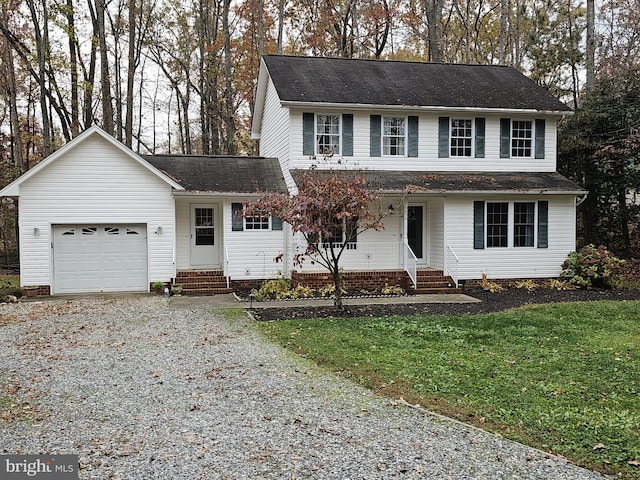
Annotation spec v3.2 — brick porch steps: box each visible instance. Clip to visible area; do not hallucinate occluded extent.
[413,269,462,294]
[176,270,233,295]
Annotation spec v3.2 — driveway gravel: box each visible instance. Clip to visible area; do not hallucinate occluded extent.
[0,296,607,479]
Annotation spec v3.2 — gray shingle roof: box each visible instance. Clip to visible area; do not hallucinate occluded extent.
[263,55,571,112]
[291,170,587,195]
[144,155,288,194]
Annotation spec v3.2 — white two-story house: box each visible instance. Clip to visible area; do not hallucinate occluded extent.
[252,55,585,290]
[1,55,585,295]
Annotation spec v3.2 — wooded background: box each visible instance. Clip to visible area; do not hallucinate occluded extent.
[1,0,639,260]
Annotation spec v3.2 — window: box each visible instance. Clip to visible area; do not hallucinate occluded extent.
[382,116,406,156]
[486,203,508,248]
[317,217,358,249]
[450,119,473,157]
[316,114,340,155]
[231,203,282,232]
[245,212,270,230]
[514,202,535,247]
[474,200,548,250]
[511,120,532,157]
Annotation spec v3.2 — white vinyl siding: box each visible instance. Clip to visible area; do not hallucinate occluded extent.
[258,78,294,190]
[223,198,286,280]
[17,134,175,291]
[288,111,557,172]
[444,195,577,280]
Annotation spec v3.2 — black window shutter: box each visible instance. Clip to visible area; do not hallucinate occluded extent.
[535,119,546,159]
[303,112,315,156]
[500,118,511,158]
[538,200,548,248]
[231,203,244,231]
[473,201,485,249]
[438,116,449,158]
[475,118,485,158]
[370,115,381,156]
[408,116,419,157]
[342,114,353,156]
[272,216,283,231]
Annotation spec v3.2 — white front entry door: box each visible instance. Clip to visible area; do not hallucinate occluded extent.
[190,204,220,267]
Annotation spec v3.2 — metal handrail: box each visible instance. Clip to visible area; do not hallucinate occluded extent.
[445,245,460,287]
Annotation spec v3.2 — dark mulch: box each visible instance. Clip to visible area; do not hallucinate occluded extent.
[250,287,640,321]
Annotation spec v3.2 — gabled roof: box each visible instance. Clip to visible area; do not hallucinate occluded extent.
[144,155,288,194]
[291,170,587,195]
[261,55,571,113]
[0,126,183,196]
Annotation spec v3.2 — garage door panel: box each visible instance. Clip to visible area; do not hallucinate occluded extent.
[53,224,148,294]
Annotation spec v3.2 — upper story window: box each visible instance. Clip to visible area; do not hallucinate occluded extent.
[316,114,341,155]
[500,118,544,159]
[511,120,533,157]
[382,116,406,156]
[450,119,473,157]
[439,116,484,158]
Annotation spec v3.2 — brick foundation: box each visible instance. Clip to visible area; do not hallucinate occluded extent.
[23,286,51,298]
[291,270,411,291]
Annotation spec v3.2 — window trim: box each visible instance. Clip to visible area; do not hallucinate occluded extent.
[449,118,474,158]
[381,115,408,157]
[244,213,271,231]
[315,113,342,156]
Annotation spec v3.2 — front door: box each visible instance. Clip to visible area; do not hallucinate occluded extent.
[190,204,219,266]
[407,205,427,264]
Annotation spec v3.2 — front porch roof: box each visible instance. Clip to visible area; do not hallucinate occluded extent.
[290,170,588,195]
[144,155,288,194]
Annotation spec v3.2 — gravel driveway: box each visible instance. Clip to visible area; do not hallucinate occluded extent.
[0,296,606,479]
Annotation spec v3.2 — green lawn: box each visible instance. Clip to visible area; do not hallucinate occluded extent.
[255,300,640,478]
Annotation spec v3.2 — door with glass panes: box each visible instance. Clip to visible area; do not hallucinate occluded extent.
[190,204,219,266]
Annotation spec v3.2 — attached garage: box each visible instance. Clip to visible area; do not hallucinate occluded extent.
[53,224,148,294]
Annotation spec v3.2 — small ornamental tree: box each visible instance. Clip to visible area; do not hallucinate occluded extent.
[244,168,390,310]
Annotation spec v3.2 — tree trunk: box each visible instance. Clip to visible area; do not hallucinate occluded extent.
[26,0,52,156]
[585,0,595,89]
[96,0,114,135]
[277,0,285,53]
[498,0,508,65]
[1,21,24,170]
[223,0,236,154]
[65,0,81,136]
[332,266,344,311]
[424,0,443,62]
[125,0,137,147]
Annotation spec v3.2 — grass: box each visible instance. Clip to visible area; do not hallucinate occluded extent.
[255,300,640,478]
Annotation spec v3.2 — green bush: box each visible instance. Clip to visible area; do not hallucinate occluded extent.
[561,244,624,288]
[252,279,315,300]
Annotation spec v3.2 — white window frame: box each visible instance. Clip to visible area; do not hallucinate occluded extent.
[486,201,539,248]
[243,206,272,231]
[315,114,341,155]
[382,116,407,157]
[450,118,474,157]
[511,120,533,158]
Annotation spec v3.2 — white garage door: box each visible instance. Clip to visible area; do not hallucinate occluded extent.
[53,224,148,294]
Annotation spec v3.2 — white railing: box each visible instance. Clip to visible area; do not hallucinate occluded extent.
[403,241,418,287]
[292,240,404,271]
[445,245,459,288]
[224,246,230,289]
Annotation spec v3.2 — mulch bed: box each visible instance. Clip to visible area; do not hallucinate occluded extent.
[250,287,640,321]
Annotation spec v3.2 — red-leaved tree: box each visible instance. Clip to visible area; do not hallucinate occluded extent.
[245,168,390,310]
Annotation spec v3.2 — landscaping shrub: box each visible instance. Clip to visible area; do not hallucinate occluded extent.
[562,244,624,288]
